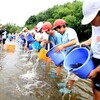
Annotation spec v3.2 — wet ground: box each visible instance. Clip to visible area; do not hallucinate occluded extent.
[0,43,93,100]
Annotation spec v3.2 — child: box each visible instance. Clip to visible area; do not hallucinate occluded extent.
[81,0,100,100]
[21,27,28,52]
[42,22,62,45]
[42,22,62,73]
[53,19,79,90]
[34,22,50,70]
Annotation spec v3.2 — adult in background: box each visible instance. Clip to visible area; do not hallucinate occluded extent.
[2,30,7,45]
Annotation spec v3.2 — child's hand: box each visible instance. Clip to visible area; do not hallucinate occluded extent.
[88,69,97,79]
[55,45,64,52]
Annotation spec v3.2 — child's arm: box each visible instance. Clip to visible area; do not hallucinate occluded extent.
[81,37,92,46]
[55,39,77,52]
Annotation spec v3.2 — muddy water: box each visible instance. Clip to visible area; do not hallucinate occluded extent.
[0,44,93,100]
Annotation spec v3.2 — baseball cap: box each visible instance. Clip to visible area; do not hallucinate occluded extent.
[42,22,52,32]
[37,22,43,32]
[22,27,28,32]
[82,0,100,25]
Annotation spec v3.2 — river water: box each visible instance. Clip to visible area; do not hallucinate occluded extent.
[0,43,93,100]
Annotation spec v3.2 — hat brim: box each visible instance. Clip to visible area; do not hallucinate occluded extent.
[42,29,48,32]
[82,10,99,25]
[37,28,41,32]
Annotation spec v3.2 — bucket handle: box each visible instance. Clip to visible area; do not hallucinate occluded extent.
[81,44,90,50]
[66,45,80,55]
[81,44,93,58]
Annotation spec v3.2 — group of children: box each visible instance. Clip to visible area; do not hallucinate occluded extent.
[0,30,17,50]
[18,0,100,99]
[19,18,80,93]
[42,19,79,90]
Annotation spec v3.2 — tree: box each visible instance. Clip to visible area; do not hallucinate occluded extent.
[5,23,22,34]
[25,15,37,26]
[25,0,91,41]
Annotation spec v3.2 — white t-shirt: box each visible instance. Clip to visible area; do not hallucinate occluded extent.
[91,26,100,59]
[30,29,37,36]
[62,27,79,52]
[23,32,27,38]
[2,31,7,39]
[35,32,48,40]
[35,32,43,40]
[62,27,79,45]
[42,32,48,40]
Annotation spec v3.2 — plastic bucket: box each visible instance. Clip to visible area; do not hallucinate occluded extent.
[46,45,66,66]
[26,34,35,43]
[29,44,33,50]
[38,48,49,60]
[20,35,24,40]
[18,39,24,45]
[31,41,42,51]
[63,47,95,79]
[3,44,8,50]
[7,44,15,52]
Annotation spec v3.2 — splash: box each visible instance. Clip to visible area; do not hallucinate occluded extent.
[19,60,51,96]
[20,62,39,83]
[62,72,72,100]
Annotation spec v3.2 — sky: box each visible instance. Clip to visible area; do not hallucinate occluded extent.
[0,0,75,26]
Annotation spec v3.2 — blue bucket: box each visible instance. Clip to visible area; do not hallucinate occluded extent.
[18,39,24,44]
[31,41,42,51]
[20,35,24,40]
[63,47,95,79]
[26,34,35,43]
[46,45,66,66]
[29,44,33,50]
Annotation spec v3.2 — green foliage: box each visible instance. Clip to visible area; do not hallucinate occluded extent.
[5,23,22,34]
[25,0,91,41]
[64,15,76,27]
[25,15,37,26]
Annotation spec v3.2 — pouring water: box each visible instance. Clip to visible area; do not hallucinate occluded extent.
[61,72,72,100]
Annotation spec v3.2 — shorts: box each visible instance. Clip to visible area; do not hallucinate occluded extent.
[27,41,30,48]
[3,39,6,44]
[23,39,26,44]
[92,57,100,91]
[68,72,79,81]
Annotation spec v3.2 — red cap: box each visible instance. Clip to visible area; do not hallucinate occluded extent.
[53,19,66,29]
[42,22,52,32]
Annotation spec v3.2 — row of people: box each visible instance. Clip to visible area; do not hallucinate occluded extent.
[18,0,100,99]
[19,19,80,92]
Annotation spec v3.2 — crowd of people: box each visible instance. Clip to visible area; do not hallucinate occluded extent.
[0,0,100,99]
[0,30,16,43]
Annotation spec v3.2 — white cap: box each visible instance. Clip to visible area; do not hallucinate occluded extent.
[82,0,100,25]
[37,22,43,32]
[22,27,28,32]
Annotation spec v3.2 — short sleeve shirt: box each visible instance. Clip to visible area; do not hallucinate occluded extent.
[62,27,79,44]
[91,26,100,59]
[62,27,79,52]
[48,31,62,45]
